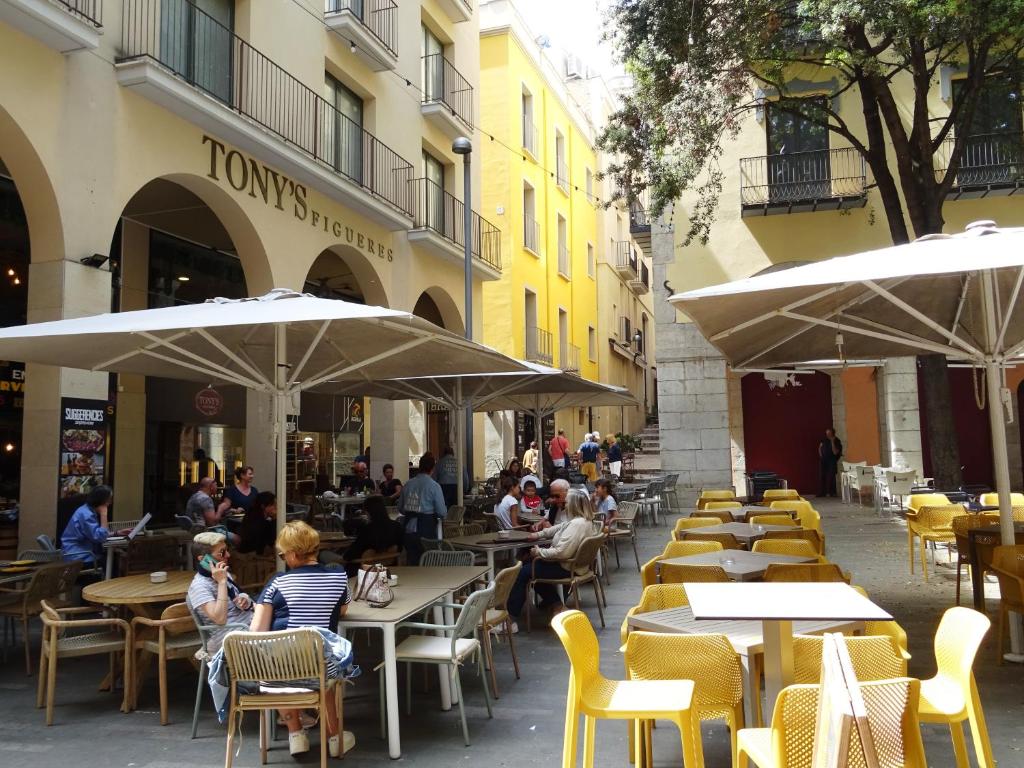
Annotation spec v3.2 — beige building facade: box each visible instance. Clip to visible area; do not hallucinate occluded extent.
[0,0,498,549]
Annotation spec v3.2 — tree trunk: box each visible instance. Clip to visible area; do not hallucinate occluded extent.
[918,354,962,488]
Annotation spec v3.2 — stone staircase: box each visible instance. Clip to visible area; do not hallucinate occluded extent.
[639,423,660,454]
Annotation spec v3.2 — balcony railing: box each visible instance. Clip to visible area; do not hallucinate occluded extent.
[524,214,540,254]
[614,240,638,278]
[522,115,539,157]
[629,202,650,231]
[422,53,473,128]
[121,0,413,216]
[641,261,649,288]
[739,147,867,211]
[57,0,103,26]
[325,0,397,57]
[935,131,1024,195]
[563,343,580,373]
[525,325,553,365]
[556,157,569,192]
[629,261,650,295]
[558,243,570,277]
[410,178,501,270]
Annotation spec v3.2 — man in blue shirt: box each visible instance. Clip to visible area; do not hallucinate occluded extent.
[397,454,448,565]
[578,433,601,483]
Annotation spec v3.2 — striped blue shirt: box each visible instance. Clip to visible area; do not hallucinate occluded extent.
[257,564,351,632]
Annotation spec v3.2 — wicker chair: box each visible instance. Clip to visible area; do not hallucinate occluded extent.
[607,501,642,571]
[762,529,825,555]
[691,509,734,523]
[479,563,522,697]
[122,536,181,576]
[231,551,277,593]
[684,531,743,550]
[16,549,64,562]
[446,505,466,525]
[421,536,455,553]
[130,602,202,725]
[222,628,341,768]
[420,549,475,568]
[0,560,82,674]
[659,563,731,585]
[525,534,607,632]
[36,599,132,725]
[763,562,848,583]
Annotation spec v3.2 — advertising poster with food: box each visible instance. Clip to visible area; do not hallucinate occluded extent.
[58,397,111,499]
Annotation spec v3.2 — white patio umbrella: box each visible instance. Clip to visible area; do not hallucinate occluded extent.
[333,361,637,501]
[0,288,527,536]
[670,220,1024,658]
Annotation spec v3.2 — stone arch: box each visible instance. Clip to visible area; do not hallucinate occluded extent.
[0,105,63,262]
[112,172,273,296]
[302,245,389,308]
[413,286,464,334]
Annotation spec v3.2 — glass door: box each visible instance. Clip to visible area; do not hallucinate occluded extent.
[422,151,446,235]
[324,74,363,182]
[766,97,830,201]
[160,0,234,105]
[422,25,444,104]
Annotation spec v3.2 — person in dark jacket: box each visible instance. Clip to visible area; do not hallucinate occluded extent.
[343,495,404,575]
[237,491,277,555]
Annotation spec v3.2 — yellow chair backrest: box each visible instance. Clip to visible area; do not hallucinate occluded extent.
[791,634,906,685]
[991,545,1024,605]
[932,606,991,697]
[625,631,742,710]
[692,509,735,523]
[684,531,742,550]
[662,540,723,558]
[660,563,730,584]
[850,585,911,660]
[762,488,800,501]
[749,514,799,527]
[763,528,825,554]
[551,609,601,693]
[763,563,847,582]
[912,505,962,533]
[751,539,822,561]
[907,493,951,513]
[620,584,690,644]
[697,490,736,509]
[705,501,742,510]
[979,492,1024,507]
[770,680,926,767]
[769,499,813,516]
[674,517,720,537]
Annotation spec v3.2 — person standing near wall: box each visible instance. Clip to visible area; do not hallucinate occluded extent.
[818,427,843,497]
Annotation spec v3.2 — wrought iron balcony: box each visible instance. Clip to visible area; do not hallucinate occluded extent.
[526,326,553,365]
[421,53,473,137]
[119,0,414,219]
[935,131,1024,199]
[522,115,539,158]
[56,0,101,24]
[740,147,867,216]
[524,214,540,255]
[614,241,638,279]
[629,261,650,295]
[409,178,501,274]
[325,0,397,71]
[619,316,632,342]
[563,343,580,374]
[629,195,651,253]
[3,0,102,51]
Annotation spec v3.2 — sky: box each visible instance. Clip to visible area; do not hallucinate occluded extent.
[511,0,624,80]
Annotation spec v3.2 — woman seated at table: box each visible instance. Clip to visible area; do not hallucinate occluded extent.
[61,485,113,567]
[236,491,277,555]
[186,531,254,652]
[342,495,403,575]
[378,464,403,501]
[252,522,351,758]
[494,476,522,529]
[506,489,596,629]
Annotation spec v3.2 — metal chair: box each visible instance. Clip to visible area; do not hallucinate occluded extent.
[607,501,641,572]
[386,585,495,745]
[16,548,63,562]
[35,534,57,552]
[130,602,202,725]
[480,563,522,697]
[526,534,607,632]
[636,481,664,525]
[661,473,681,512]
[420,549,475,567]
[187,602,249,738]
[0,560,82,674]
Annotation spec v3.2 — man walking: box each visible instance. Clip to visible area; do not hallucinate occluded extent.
[578,433,601,483]
[549,430,570,472]
[397,454,448,565]
[818,428,843,497]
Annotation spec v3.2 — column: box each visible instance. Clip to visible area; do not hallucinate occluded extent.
[370,399,411,481]
[727,371,746,495]
[879,357,924,474]
[244,390,275,484]
[829,371,848,451]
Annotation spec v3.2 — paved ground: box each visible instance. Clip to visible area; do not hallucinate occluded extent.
[1,494,1021,767]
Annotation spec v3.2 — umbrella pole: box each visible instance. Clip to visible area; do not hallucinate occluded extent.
[534,400,544,486]
[982,270,1024,660]
[275,324,288,570]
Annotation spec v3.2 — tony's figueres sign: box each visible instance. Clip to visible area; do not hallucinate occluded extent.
[202,135,393,262]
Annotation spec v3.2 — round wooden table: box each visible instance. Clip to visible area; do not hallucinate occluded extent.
[83,571,194,617]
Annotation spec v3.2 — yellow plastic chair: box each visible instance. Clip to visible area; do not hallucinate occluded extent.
[907,493,951,514]
[751,538,823,562]
[763,563,848,582]
[989,546,1024,665]
[979,492,1024,507]
[850,586,911,661]
[551,610,703,768]
[952,514,1000,606]
[763,528,825,555]
[684,531,743,550]
[691,508,735,523]
[918,606,994,768]
[620,583,690,645]
[761,489,800,502]
[767,499,813,517]
[626,631,744,765]
[791,634,907,684]
[748,514,799,527]
[697,490,736,510]
[704,500,742,511]
[660,563,730,585]
[907,504,960,580]
[737,679,927,768]
[640,541,722,588]
[673,516,720,540]
[770,500,824,532]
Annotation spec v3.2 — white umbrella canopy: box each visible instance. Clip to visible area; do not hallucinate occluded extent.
[671,221,1024,660]
[0,288,528,537]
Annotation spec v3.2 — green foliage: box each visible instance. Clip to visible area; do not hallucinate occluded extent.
[600,0,1024,244]
[601,432,641,452]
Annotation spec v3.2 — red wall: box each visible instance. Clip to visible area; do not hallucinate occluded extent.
[918,367,993,487]
[741,372,834,494]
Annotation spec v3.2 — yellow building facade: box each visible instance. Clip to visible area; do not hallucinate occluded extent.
[0,0,496,550]
[478,0,652,469]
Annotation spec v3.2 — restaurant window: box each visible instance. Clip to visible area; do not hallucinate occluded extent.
[147,230,246,308]
[765,96,830,200]
[324,73,363,182]
[161,0,235,104]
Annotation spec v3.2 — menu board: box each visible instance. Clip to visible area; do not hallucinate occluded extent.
[58,397,111,499]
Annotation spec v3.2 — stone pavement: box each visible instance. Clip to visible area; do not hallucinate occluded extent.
[0,495,1021,767]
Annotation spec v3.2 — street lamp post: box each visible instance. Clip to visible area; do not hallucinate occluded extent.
[453,137,473,495]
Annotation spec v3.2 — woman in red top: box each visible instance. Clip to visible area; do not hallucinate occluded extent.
[549,429,570,470]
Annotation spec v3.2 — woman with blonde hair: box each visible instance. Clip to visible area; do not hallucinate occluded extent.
[505,489,597,631]
[605,433,623,477]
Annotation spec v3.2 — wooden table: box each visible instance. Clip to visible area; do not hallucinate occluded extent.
[628,604,863,726]
[659,550,815,581]
[684,582,891,719]
[681,521,800,547]
[968,523,1024,611]
[83,571,193,617]
[447,531,534,579]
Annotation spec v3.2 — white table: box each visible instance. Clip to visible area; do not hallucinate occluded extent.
[447,531,534,579]
[684,582,892,719]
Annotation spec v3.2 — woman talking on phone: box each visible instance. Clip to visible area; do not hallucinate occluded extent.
[185,531,253,653]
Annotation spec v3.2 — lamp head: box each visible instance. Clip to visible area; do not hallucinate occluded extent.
[452,137,472,155]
